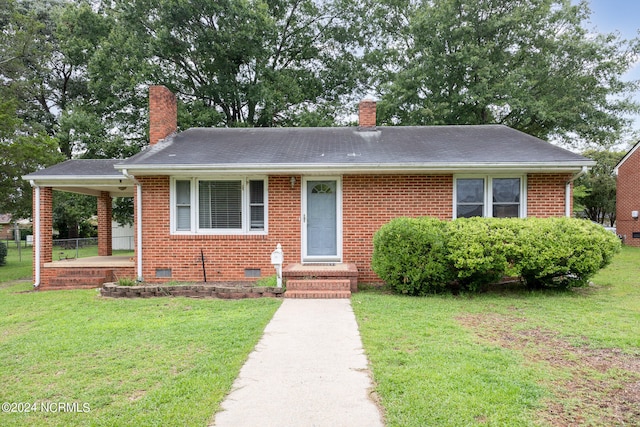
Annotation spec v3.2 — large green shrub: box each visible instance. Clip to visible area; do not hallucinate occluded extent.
[517,218,621,288]
[371,217,621,294]
[371,217,452,295]
[445,217,521,291]
[0,242,7,266]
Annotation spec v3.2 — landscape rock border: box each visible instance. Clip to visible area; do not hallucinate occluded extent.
[101,282,285,299]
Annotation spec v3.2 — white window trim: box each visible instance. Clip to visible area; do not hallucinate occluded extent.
[170,176,268,235]
[453,174,527,219]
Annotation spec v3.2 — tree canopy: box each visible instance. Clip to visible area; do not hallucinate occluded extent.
[79,0,366,130]
[574,149,625,226]
[366,0,640,148]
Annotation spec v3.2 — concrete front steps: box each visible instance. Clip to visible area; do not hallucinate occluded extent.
[284,279,352,299]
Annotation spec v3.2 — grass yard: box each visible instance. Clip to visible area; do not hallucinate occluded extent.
[1,244,638,426]
[0,282,281,426]
[353,246,640,427]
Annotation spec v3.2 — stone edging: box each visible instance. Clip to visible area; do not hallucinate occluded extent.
[101,283,285,299]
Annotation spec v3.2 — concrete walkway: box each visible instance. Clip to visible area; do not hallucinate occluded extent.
[211,299,384,427]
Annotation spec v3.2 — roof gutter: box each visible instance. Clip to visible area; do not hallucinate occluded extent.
[121,169,143,282]
[114,162,595,176]
[29,180,41,289]
[566,166,588,217]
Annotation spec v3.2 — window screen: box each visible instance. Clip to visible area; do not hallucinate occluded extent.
[199,181,242,229]
[249,180,265,230]
[492,178,520,218]
[456,178,485,218]
[175,180,191,230]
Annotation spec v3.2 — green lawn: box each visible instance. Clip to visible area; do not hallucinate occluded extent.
[352,246,640,426]
[1,245,638,426]
[0,283,281,426]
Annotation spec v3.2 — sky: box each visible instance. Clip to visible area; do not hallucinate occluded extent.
[581,0,640,143]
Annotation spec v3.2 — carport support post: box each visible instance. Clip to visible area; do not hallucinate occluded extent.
[33,186,53,287]
[97,191,113,256]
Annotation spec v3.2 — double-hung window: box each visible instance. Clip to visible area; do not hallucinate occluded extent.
[455,176,524,218]
[172,177,267,234]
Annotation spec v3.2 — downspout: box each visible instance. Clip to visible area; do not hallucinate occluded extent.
[566,166,588,217]
[30,180,41,288]
[122,169,143,282]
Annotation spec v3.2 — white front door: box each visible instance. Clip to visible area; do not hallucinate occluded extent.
[302,178,341,262]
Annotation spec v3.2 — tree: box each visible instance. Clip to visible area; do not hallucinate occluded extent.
[0,0,121,228]
[0,98,63,219]
[90,0,366,128]
[574,149,624,226]
[53,192,97,239]
[365,0,640,148]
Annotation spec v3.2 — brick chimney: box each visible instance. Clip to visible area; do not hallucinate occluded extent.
[358,99,377,129]
[149,85,177,145]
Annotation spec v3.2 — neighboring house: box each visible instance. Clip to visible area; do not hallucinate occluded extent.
[0,214,12,240]
[0,214,32,241]
[24,86,594,292]
[615,140,640,247]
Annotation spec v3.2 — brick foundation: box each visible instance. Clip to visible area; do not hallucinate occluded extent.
[40,266,136,290]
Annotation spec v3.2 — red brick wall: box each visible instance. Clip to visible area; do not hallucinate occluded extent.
[40,266,136,290]
[137,173,571,284]
[149,85,177,145]
[97,192,112,256]
[617,148,640,246]
[526,173,572,218]
[358,100,377,128]
[138,176,302,283]
[343,175,453,282]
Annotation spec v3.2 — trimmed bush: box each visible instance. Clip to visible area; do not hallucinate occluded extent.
[0,242,6,266]
[371,217,621,294]
[517,218,621,288]
[445,217,521,291]
[371,217,452,295]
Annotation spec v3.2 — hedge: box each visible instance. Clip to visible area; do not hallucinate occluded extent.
[371,217,452,295]
[516,217,621,288]
[372,217,621,294]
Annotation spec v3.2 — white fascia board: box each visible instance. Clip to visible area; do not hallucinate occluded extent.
[116,161,595,175]
[21,176,134,186]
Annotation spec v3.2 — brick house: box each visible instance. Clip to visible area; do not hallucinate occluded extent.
[0,214,13,240]
[24,85,594,293]
[615,141,640,246]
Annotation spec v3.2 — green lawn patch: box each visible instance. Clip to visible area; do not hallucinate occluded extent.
[0,283,281,426]
[0,245,34,283]
[353,246,640,426]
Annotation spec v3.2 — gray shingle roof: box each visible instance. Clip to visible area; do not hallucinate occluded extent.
[23,159,135,197]
[116,125,590,172]
[24,159,125,178]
